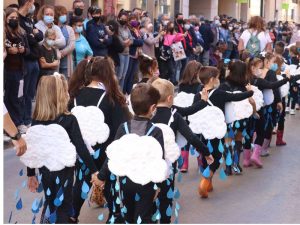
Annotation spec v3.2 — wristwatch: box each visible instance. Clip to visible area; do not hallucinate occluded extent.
[10,131,21,141]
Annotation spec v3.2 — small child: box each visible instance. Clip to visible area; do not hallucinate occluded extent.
[39,28,60,76]
[151,78,213,223]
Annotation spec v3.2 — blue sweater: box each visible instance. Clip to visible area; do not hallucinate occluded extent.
[86,20,112,56]
[74,34,93,66]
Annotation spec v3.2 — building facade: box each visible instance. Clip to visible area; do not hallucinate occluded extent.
[4,0,300,22]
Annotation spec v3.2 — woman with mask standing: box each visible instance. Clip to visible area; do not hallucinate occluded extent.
[4,7,30,134]
[54,5,75,79]
[71,16,93,67]
[117,10,133,89]
[35,5,66,49]
[219,19,232,59]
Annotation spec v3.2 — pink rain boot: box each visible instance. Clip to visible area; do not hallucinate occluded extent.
[260,139,271,157]
[180,151,189,173]
[243,149,252,167]
[250,144,263,168]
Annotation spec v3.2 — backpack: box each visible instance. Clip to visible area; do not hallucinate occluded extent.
[246,30,261,57]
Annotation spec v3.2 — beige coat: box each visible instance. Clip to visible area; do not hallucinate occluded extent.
[60,25,75,78]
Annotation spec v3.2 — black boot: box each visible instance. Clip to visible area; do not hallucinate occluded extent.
[224,145,233,176]
[233,141,243,175]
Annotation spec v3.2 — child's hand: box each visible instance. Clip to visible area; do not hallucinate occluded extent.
[201,88,208,102]
[246,83,252,91]
[277,102,283,113]
[28,176,39,193]
[205,154,214,165]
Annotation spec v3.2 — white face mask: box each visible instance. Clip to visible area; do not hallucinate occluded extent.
[229,26,233,31]
[162,20,169,26]
[255,68,263,77]
[184,24,191,31]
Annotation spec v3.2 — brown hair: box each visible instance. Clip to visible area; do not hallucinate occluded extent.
[227,60,248,85]
[5,8,24,38]
[37,5,54,21]
[263,52,275,67]
[138,54,155,78]
[180,60,202,85]
[85,56,127,106]
[33,74,70,121]
[68,59,90,103]
[248,16,265,32]
[246,57,263,80]
[274,56,284,75]
[130,83,160,115]
[274,41,285,55]
[54,5,68,25]
[152,78,174,103]
[289,45,299,56]
[198,66,220,85]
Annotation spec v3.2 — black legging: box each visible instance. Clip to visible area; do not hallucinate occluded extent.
[278,98,286,131]
[201,137,223,173]
[244,117,256,149]
[264,104,279,140]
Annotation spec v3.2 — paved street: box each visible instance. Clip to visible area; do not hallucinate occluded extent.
[3,113,300,224]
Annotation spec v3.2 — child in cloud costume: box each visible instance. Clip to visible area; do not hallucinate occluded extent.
[192,66,254,198]
[21,74,99,224]
[68,57,131,223]
[95,83,168,224]
[151,78,213,223]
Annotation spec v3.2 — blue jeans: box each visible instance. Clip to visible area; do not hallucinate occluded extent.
[175,58,187,81]
[23,60,39,125]
[123,57,139,94]
[4,70,24,126]
[117,54,130,89]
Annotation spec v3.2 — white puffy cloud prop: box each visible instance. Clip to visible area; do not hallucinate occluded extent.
[106,134,169,185]
[224,91,253,124]
[263,89,274,106]
[286,64,300,84]
[278,75,290,98]
[71,106,110,154]
[173,92,195,108]
[252,85,264,111]
[154,124,181,164]
[20,124,76,171]
[189,106,227,140]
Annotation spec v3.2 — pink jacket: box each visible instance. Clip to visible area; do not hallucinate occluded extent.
[163,33,183,46]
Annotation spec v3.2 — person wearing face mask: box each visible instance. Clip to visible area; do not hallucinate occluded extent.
[83,6,94,30]
[71,17,93,67]
[68,0,85,26]
[199,17,214,66]
[38,28,60,76]
[54,6,75,79]
[219,20,233,60]
[193,66,254,198]
[246,56,290,168]
[211,16,221,47]
[140,17,165,58]
[123,15,144,95]
[117,10,133,89]
[86,7,112,57]
[4,7,30,134]
[18,0,44,130]
[183,20,198,61]
[35,5,66,49]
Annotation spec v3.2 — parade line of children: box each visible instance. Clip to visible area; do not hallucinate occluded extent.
[16,44,300,224]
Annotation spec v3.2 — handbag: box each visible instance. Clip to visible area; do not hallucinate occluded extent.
[171,41,187,61]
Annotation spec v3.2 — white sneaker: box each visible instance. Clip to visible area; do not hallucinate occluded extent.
[290,109,296,115]
[18,125,28,134]
[296,104,300,110]
[3,133,11,142]
[285,107,290,113]
[260,148,270,157]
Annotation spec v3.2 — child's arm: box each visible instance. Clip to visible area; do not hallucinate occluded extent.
[173,100,208,117]
[39,57,59,69]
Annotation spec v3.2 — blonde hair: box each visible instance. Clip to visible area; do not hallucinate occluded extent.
[33,74,70,121]
[45,28,56,39]
[37,5,54,21]
[152,78,174,103]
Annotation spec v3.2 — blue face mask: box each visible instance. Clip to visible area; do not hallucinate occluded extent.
[75,26,83,33]
[46,39,55,47]
[44,15,54,24]
[59,15,67,24]
[270,63,278,72]
[281,64,286,72]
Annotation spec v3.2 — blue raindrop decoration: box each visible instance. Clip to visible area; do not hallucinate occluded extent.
[19,169,23,176]
[81,164,86,172]
[38,197,44,209]
[167,188,174,199]
[38,174,42,183]
[45,205,50,218]
[14,189,19,200]
[231,140,235,147]
[219,168,227,181]
[226,151,232,166]
[93,149,100,159]
[110,174,116,181]
[79,169,83,181]
[55,176,60,185]
[98,213,104,221]
[81,192,88,200]
[122,178,127,184]
[37,183,43,193]
[49,211,57,224]
[177,155,183,168]
[116,197,121,205]
[54,198,62,207]
[153,184,158,190]
[166,205,172,217]
[234,151,239,165]
[235,121,240,129]
[46,188,51,196]
[22,180,27,188]
[190,147,195,156]
[174,189,180,200]
[218,140,224,153]
[64,179,68,188]
[219,158,224,164]
[16,198,22,210]
[31,198,39,214]
[175,202,181,210]
[135,193,140,201]
[242,129,248,138]
[174,218,179,224]
[166,179,171,186]
[115,182,120,192]
[82,181,90,193]
[207,140,213,153]
[152,209,160,222]
[229,126,235,138]
[85,168,90,176]
[202,166,211,178]
[121,205,127,214]
[109,215,115,224]
[32,215,36,224]
[268,106,273,113]
[137,216,142,224]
